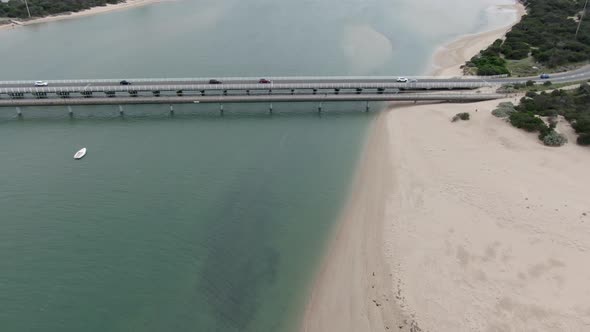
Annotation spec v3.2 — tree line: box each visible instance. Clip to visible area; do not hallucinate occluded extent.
[0,0,123,19]
[467,0,590,75]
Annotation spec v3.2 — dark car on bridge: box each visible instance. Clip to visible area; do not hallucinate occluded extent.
[120,80,132,85]
[258,78,272,84]
[209,79,222,84]
[540,73,550,79]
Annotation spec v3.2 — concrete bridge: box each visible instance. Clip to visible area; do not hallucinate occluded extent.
[2,67,588,114]
[0,76,502,112]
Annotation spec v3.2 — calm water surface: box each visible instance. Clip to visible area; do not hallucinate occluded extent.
[0,1,518,331]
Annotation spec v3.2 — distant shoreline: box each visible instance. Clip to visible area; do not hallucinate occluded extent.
[0,0,165,31]
[299,1,528,332]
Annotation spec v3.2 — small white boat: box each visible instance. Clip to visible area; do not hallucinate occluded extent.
[74,148,87,160]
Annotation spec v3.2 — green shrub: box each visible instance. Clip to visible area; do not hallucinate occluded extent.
[509,112,548,132]
[492,102,516,118]
[513,83,525,90]
[542,130,568,146]
[525,91,537,98]
[543,81,552,86]
[452,112,470,122]
[526,80,535,87]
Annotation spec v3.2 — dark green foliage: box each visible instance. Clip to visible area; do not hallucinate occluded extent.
[469,0,590,75]
[510,82,590,145]
[543,81,552,86]
[0,0,122,18]
[526,91,538,98]
[451,112,470,122]
[578,134,590,145]
[526,80,535,87]
[509,112,547,132]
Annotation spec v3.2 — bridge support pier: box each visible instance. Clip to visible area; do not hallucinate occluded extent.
[169,104,174,115]
[16,107,22,118]
[318,102,322,113]
[269,103,273,114]
[220,103,224,116]
[119,105,124,116]
[365,101,370,112]
[68,105,73,117]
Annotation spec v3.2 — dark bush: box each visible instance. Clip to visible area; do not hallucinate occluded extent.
[543,81,552,86]
[526,80,535,87]
[509,112,548,132]
[578,134,590,146]
[452,112,470,122]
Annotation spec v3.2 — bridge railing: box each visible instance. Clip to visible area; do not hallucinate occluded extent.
[0,81,494,94]
[0,75,504,86]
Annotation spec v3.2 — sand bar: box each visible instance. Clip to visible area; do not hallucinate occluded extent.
[0,0,165,31]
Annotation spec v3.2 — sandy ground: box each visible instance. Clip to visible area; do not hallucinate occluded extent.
[0,0,164,31]
[431,3,525,77]
[302,1,590,331]
[385,99,590,331]
[303,96,590,332]
[301,113,408,332]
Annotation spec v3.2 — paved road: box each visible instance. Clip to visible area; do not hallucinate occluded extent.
[0,65,588,89]
[0,93,507,107]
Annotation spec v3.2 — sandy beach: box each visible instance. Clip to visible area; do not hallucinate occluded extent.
[302,1,590,331]
[0,0,164,31]
[384,98,590,331]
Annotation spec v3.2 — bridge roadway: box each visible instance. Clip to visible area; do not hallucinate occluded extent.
[0,65,587,107]
[0,64,588,89]
[0,93,507,107]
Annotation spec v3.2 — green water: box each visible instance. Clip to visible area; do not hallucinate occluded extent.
[0,109,372,332]
[0,0,520,331]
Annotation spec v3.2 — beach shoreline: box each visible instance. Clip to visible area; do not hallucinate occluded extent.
[0,0,164,31]
[430,2,526,76]
[299,1,534,332]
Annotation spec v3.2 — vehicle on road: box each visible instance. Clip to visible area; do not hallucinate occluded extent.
[34,81,48,86]
[540,73,550,79]
[396,77,409,83]
[209,79,222,84]
[119,80,131,85]
[74,147,87,160]
[258,78,272,84]
[409,78,418,83]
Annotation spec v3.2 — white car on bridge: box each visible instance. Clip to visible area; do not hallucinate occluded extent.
[34,81,48,86]
[396,77,409,83]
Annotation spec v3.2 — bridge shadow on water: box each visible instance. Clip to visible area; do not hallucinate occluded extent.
[0,102,380,123]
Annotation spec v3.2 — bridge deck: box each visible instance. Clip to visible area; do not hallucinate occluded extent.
[0,93,507,107]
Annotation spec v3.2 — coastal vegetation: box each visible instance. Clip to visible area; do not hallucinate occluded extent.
[451,112,471,122]
[466,0,590,76]
[496,82,590,146]
[0,0,122,19]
